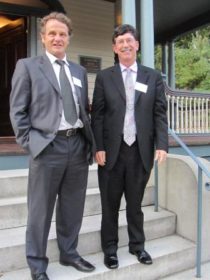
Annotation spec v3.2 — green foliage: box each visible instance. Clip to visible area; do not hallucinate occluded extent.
[176,27,210,91]
[155,45,162,71]
[155,26,210,92]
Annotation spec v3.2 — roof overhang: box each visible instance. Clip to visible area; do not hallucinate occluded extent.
[0,0,65,16]
[153,0,210,44]
[1,0,209,43]
[107,0,210,44]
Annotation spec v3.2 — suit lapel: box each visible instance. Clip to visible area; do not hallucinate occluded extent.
[111,64,126,102]
[135,63,150,104]
[39,55,60,94]
[111,63,150,104]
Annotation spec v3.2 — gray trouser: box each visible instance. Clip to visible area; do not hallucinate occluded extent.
[26,133,88,274]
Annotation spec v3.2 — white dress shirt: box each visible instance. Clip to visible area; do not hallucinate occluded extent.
[45,51,83,130]
[120,61,137,145]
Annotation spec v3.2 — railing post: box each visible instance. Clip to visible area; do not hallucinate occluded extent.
[154,160,158,212]
[165,88,210,134]
[176,96,180,133]
[196,167,203,278]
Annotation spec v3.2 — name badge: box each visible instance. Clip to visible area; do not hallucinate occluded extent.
[135,82,148,93]
[73,77,82,88]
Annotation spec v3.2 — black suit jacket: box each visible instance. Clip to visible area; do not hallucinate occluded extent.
[91,62,168,172]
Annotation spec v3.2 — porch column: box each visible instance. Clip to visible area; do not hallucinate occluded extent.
[168,41,175,89]
[28,16,37,57]
[121,0,136,26]
[161,43,168,83]
[140,0,155,68]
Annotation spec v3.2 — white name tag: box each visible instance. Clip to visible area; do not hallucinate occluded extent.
[135,82,148,93]
[73,77,82,88]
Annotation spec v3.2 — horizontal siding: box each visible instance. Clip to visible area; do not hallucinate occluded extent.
[36,0,115,99]
[62,0,115,99]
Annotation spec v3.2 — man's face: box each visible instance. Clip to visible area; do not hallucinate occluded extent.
[41,19,69,59]
[112,32,139,66]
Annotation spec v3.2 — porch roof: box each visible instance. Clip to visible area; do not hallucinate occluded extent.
[106,0,210,44]
[1,0,209,44]
[0,0,65,16]
[153,0,210,43]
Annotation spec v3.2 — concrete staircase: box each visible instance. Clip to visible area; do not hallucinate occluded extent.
[0,165,196,279]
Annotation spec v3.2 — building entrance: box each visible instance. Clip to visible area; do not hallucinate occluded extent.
[0,14,27,136]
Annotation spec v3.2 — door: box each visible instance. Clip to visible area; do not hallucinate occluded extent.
[0,16,27,136]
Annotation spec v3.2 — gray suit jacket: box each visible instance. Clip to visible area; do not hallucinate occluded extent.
[10,54,95,162]
[91,63,168,172]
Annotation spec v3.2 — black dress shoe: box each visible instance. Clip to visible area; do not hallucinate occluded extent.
[60,257,95,272]
[104,254,119,269]
[130,250,153,265]
[31,272,49,280]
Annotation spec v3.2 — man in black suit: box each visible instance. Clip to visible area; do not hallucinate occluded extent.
[91,24,168,269]
[10,12,95,280]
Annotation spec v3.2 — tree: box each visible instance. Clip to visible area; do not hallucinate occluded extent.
[155,25,210,92]
[175,26,210,91]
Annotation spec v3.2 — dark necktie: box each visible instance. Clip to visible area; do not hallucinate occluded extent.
[56,60,78,126]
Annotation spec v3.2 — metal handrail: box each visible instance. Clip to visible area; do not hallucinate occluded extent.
[169,128,210,178]
[167,128,210,278]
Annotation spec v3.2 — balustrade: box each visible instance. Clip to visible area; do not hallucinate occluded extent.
[165,84,210,134]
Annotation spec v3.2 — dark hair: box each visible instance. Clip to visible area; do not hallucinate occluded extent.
[112,24,139,44]
[40,12,72,36]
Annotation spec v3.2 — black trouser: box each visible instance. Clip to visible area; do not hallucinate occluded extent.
[98,140,150,255]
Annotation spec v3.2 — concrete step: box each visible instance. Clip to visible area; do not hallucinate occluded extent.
[161,261,210,280]
[0,206,175,273]
[0,169,28,198]
[0,165,155,198]
[0,185,154,229]
[0,171,155,230]
[0,235,196,280]
[0,165,100,199]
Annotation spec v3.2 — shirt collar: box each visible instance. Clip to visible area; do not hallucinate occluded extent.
[45,51,69,66]
[120,61,137,73]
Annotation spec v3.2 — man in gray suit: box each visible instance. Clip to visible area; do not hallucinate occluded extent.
[91,25,168,269]
[10,12,95,280]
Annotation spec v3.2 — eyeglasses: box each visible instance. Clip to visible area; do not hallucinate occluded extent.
[115,37,136,46]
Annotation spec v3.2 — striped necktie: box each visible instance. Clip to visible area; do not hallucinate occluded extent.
[56,60,78,126]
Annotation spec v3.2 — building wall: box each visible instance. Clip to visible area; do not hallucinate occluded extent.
[37,0,115,100]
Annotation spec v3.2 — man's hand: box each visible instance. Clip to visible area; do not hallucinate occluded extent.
[95,151,106,166]
[155,150,167,164]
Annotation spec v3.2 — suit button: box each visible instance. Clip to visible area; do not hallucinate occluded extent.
[59,113,62,117]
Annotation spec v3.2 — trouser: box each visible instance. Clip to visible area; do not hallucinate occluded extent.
[98,140,151,255]
[26,132,88,274]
